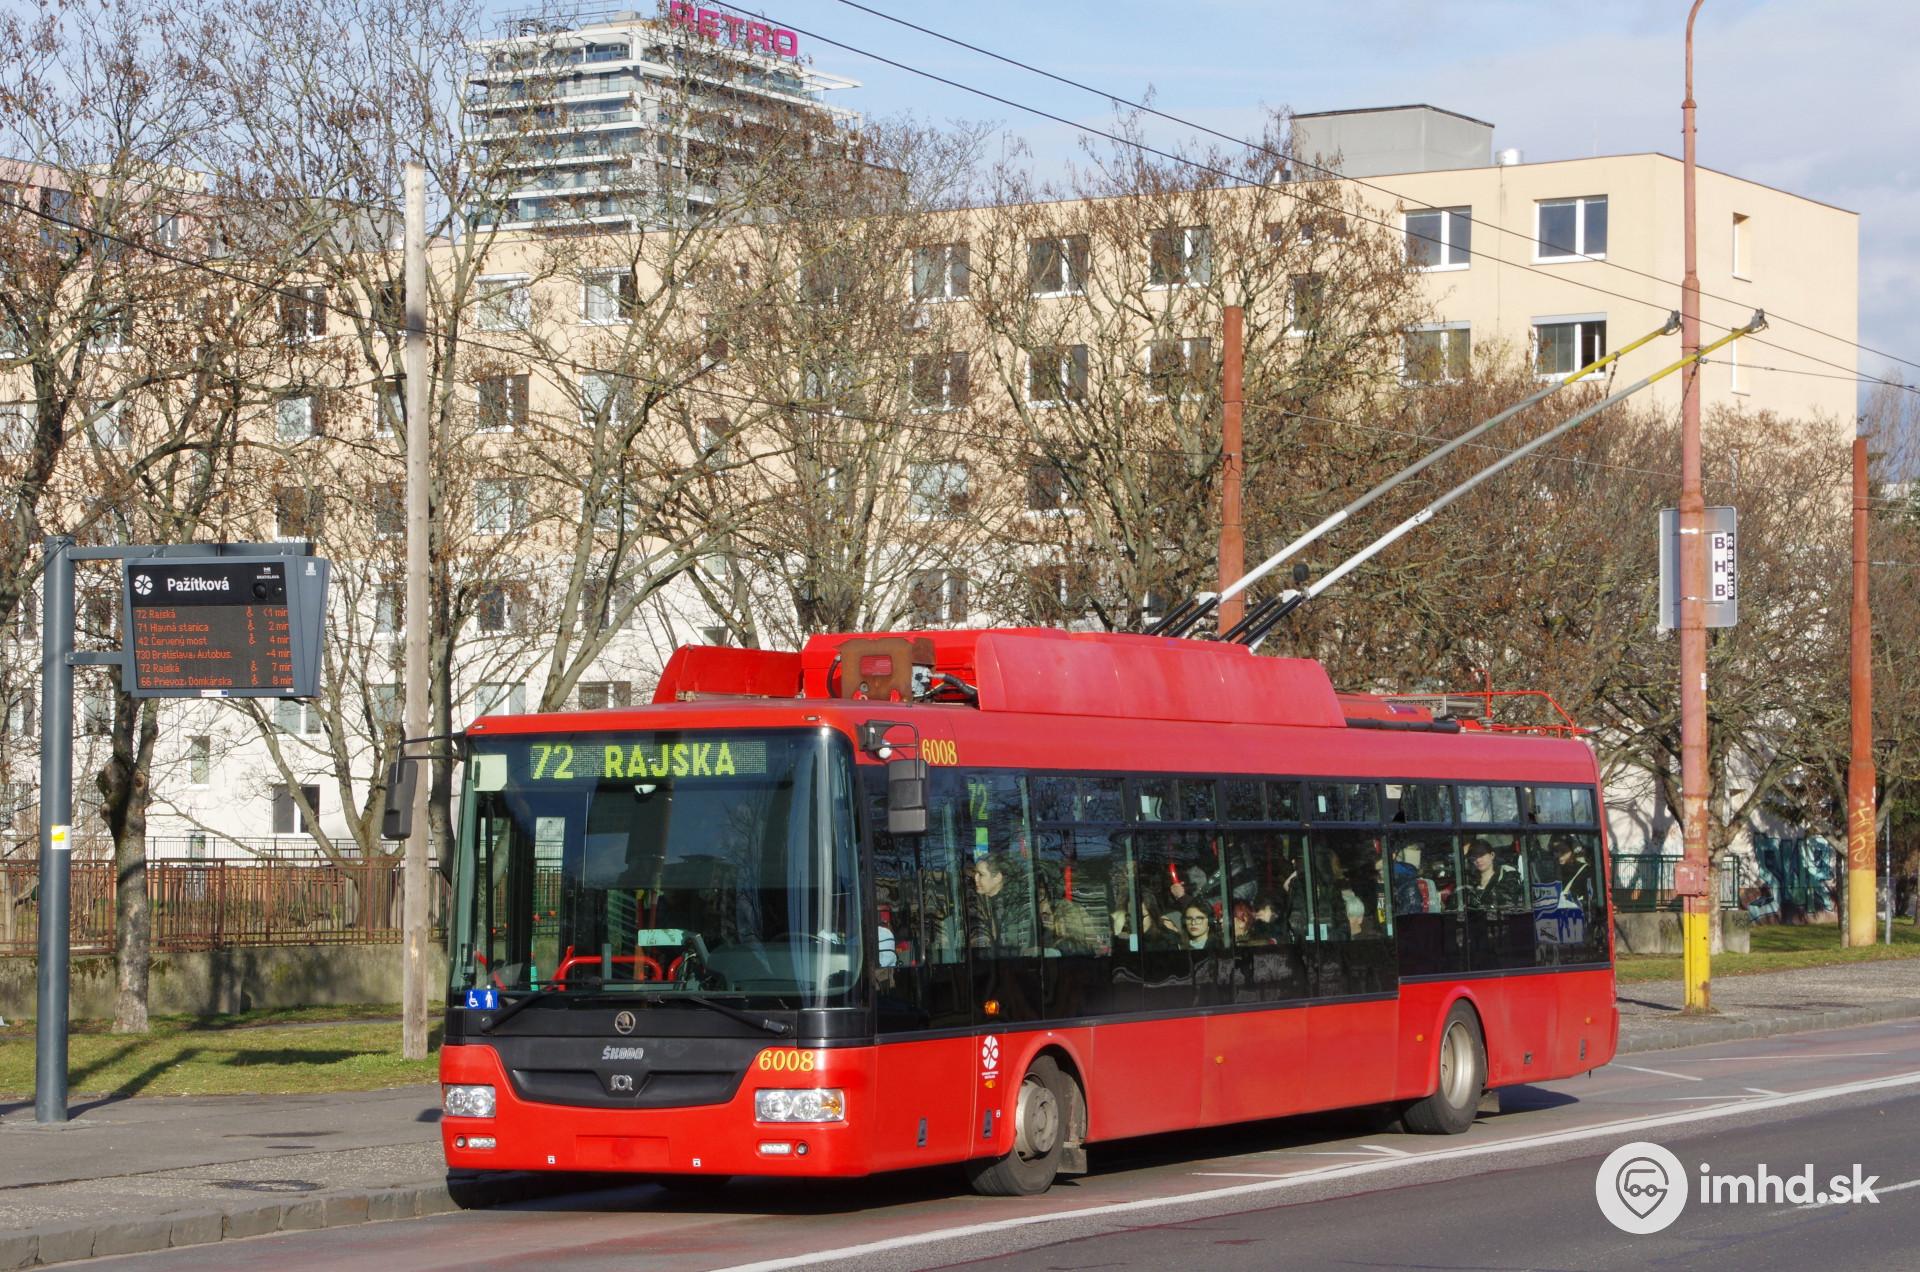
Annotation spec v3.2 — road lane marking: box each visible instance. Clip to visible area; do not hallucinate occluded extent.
[708,1068,1920,1272]
[1357,1143,1409,1157]
[1614,1064,1704,1082]
[1193,1172,1301,1179]
[1655,1053,1893,1062]
[1743,1087,1783,1097]
[1773,1177,1920,1215]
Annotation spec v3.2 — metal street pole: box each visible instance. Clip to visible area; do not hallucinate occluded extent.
[1848,435,1877,948]
[401,162,433,1060]
[33,535,75,1123]
[1679,0,1713,1012]
[1217,305,1245,635]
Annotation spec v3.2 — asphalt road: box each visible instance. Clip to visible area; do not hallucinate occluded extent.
[83,1020,1920,1272]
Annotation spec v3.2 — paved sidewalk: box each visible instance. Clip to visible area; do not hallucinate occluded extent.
[3,959,1919,1269]
[1618,957,1920,1052]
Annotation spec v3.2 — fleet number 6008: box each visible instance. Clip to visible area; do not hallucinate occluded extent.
[757,1050,820,1072]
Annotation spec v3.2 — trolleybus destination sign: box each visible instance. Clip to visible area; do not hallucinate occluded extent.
[121,556,329,698]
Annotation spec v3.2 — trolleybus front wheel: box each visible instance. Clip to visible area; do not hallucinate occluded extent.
[965,1055,1075,1196]
[1401,1002,1485,1135]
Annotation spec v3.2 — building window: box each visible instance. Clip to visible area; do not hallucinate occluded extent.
[187,833,209,861]
[699,625,729,647]
[271,783,321,835]
[1147,225,1212,287]
[474,478,529,534]
[1404,324,1472,384]
[87,401,127,450]
[373,582,403,635]
[1027,344,1089,406]
[278,285,327,342]
[799,254,854,307]
[5,686,34,738]
[475,373,530,432]
[1405,207,1471,269]
[274,485,325,540]
[579,372,629,428]
[907,460,970,521]
[1146,337,1212,399]
[801,362,857,416]
[911,243,970,300]
[476,583,522,633]
[80,687,113,736]
[579,680,632,710]
[1728,340,1747,395]
[88,305,132,352]
[375,376,404,437]
[0,401,35,453]
[582,269,636,324]
[474,681,526,717]
[1287,274,1328,336]
[909,352,970,412]
[1025,459,1075,513]
[370,481,405,539]
[275,699,324,736]
[1027,235,1089,296]
[275,394,322,442]
[1533,317,1607,377]
[474,274,530,330]
[1536,196,1608,261]
[907,569,968,626]
[371,683,403,735]
[1732,212,1751,279]
[188,735,210,785]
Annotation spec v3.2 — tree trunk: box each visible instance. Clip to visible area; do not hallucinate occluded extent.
[102,697,160,1033]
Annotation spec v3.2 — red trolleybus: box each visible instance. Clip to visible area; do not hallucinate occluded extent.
[437,629,1615,1195]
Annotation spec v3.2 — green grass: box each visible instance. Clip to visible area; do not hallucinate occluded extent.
[1616,916,1920,983]
[0,1007,440,1099]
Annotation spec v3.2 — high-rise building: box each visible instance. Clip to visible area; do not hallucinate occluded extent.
[467,4,859,231]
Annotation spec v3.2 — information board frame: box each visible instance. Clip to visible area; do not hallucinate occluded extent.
[120,553,329,699]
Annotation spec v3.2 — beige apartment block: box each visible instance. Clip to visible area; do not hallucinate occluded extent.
[1298,106,1859,425]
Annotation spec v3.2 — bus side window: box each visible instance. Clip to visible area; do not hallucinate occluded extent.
[1528,831,1598,965]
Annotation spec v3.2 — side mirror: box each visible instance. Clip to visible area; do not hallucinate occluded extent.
[886,757,928,836]
[382,757,420,840]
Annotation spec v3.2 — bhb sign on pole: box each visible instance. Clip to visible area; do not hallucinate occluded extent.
[121,555,328,697]
[1657,506,1737,631]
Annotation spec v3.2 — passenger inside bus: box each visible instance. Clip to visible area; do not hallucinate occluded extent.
[1181,904,1217,951]
[1460,838,1523,912]
[965,852,1036,954]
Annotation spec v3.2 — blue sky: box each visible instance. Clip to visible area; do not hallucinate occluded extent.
[683,0,1914,396]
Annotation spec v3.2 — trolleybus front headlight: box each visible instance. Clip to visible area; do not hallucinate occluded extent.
[755,1088,846,1122]
[443,1084,496,1118]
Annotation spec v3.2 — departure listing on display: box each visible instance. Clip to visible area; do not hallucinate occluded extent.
[126,561,293,694]
[513,736,770,783]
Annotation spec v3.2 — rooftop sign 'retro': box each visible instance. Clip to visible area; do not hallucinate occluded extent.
[665,1,799,58]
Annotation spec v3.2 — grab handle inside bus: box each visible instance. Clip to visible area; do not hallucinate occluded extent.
[887,757,929,836]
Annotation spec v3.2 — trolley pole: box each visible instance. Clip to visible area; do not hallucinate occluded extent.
[400,162,433,1061]
[1678,0,1713,1012]
[33,536,75,1123]
[1217,305,1246,635]
[1847,435,1877,948]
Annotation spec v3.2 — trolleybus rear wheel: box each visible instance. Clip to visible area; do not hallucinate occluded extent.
[965,1055,1073,1196]
[1401,1003,1484,1135]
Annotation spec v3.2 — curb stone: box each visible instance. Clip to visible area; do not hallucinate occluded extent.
[0,1171,586,1270]
[1619,998,1920,1054]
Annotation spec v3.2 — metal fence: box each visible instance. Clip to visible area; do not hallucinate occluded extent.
[0,861,447,956]
[1610,854,1749,912]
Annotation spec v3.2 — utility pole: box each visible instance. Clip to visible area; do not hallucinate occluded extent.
[1217,305,1245,635]
[1848,435,1877,948]
[401,162,432,1060]
[1678,0,1713,1012]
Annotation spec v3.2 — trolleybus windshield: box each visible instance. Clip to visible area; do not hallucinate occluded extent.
[449,728,863,1011]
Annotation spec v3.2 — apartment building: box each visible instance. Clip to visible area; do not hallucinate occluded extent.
[1297,105,1858,422]
[0,103,1861,859]
[468,4,859,231]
